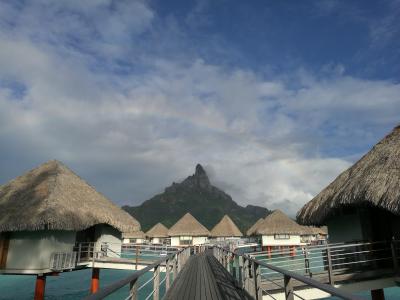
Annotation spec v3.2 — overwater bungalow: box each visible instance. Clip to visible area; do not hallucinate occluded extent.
[0,160,140,299]
[168,213,209,247]
[210,215,242,241]
[300,226,328,245]
[122,230,146,244]
[246,218,264,236]
[145,222,169,244]
[254,210,305,253]
[297,125,400,243]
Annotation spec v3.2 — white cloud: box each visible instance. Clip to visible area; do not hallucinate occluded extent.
[0,1,399,217]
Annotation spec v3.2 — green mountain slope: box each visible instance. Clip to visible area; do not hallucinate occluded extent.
[122,164,271,232]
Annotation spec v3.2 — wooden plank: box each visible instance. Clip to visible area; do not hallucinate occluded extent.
[165,251,250,300]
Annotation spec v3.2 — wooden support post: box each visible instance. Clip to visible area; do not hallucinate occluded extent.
[326,244,334,285]
[34,275,46,300]
[284,275,294,300]
[166,259,170,291]
[391,240,398,275]
[290,246,296,257]
[129,278,138,300]
[90,268,100,294]
[371,289,385,300]
[153,265,160,300]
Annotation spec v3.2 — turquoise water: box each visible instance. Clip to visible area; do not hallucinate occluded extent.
[0,269,167,300]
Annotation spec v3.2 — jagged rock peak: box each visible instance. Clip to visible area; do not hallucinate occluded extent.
[195,164,206,176]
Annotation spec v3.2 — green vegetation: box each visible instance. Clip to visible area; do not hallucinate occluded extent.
[123,164,270,232]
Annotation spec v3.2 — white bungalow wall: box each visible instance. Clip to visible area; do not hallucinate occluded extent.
[170,236,208,246]
[94,225,122,258]
[193,236,207,245]
[170,237,180,247]
[261,235,302,246]
[4,230,76,274]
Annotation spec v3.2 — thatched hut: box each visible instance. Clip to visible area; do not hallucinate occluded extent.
[300,226,328,245]
[122,231,146,244]
[246,218,265,236]
[168,213,210,246]
[0,160,140,275]
[255,210,306,250]
[210,215,242,240]
[297,125,400,243]
[145,223,169,244]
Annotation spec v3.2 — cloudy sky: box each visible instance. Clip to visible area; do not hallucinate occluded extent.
[0,0,399,216]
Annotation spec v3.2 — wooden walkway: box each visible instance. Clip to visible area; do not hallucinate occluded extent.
[164,250,252,300]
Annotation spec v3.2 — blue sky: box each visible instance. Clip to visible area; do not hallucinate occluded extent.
[0,0,399,216]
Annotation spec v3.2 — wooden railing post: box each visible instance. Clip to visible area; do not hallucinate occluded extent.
[238,255,244,288]
[254,261,262,300]
[391,240,398,275]
[243,257,249,293]
[129,278,138,300]
[78,243,82,264]
[284,275,294,300]
[326,244,335,285]
[153,265,160,300]
[232,255,237,281]
[172,256,177,281]
[166,259,170,291]
[304,246,310,276]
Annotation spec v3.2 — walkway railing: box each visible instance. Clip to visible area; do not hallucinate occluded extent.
[74,242,182,267]
[83,246,191,300]
[213,246,366,300]
[247,240,399,286]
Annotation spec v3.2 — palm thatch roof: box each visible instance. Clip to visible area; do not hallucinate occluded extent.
[297,125,400,225]
[123,230,146,239]
[168,213,210,237]
[256,210,305,235]
[0,160,140,233]
[299,225,328,236]
[146,223,169,238]
[210,215,242,237]
[246,218,264,236]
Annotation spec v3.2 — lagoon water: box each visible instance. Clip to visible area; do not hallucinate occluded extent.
[1,270,400,299]
[1,251,400,300]
[0,269,161,300]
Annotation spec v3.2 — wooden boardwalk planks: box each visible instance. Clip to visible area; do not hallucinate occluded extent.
[164,250,253,300]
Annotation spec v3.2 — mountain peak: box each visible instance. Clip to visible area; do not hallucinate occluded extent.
[192,163,210,188]
[195,164,206,176]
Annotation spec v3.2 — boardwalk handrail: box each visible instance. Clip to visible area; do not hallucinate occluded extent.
[83,246,191,300]
[214,246,366,300]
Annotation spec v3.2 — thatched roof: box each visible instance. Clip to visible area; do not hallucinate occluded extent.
[256,210,305,235]
[123,230,146,239]
[297,125,400,225]
[146,223,169,238]
[0,160,140,233]
[168,213,210,236]
[299,225,328,236]
[210,215,242,237]
[246,218,264,236]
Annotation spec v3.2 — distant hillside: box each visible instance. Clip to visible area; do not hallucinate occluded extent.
[123,164,271,232]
